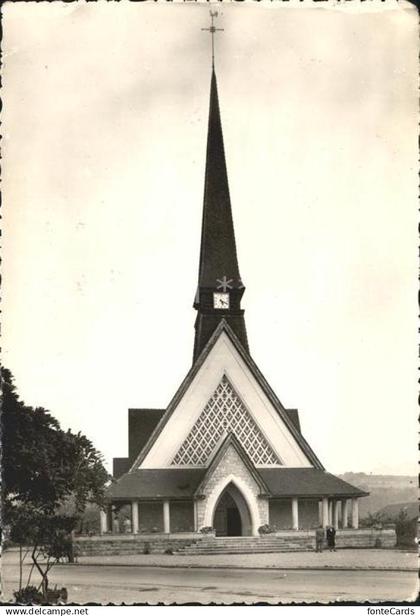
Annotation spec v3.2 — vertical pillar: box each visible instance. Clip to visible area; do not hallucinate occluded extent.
[322,497,329,528]
[341,499,349,529]
[112,506,120,534]
[131,501,139,534]
[193,500,198,532]
[352,498,359,529]
[163,500,171,534]
[292,498,299,530]
[107,504,113,533]
[328,500,333,525]
[100,509,108,535]
[318,500,323,525]
[333,500,339,529]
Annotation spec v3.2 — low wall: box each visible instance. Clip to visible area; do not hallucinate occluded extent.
[74,533,202,556]
[74,528,397,556]
[337,529,396,549]
[271,528,396,549]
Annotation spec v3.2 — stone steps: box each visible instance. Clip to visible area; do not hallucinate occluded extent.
[75,536,315,556]
[176,536,314,555]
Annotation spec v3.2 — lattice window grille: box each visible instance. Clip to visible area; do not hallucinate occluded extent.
[171,375,281,466]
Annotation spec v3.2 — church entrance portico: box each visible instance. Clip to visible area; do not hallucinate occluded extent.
[200,470,265,537]
[212,482,252,536]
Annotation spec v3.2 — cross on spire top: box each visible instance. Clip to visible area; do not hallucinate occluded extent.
[201,10,224,69]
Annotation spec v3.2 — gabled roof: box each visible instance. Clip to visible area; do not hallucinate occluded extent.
[194,432,270,497]
[260,468,369,498]
[106,468,205,500]
[130,319,324,471]
[105,467,367,501]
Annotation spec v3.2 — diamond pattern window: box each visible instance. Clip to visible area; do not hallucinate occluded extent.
[172,375,281,466]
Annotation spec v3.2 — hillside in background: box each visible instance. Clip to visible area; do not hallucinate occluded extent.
[338,473,417,519]
[376,502,418,520]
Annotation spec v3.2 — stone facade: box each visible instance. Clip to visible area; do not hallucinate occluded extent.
[75,533,200,556]
[196,443,269,535]
[336,528,396,549]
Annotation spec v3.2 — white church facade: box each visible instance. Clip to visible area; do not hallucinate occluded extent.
[106,321,366,537]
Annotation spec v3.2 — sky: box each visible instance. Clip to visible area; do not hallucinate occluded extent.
[3,0,418,476]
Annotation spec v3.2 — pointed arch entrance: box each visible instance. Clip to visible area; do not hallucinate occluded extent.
[212,482,253,536]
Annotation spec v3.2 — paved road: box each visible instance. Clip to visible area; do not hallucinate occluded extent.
[3,564,418,604]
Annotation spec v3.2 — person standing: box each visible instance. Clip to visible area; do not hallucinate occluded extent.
[315,526,325,552]
[123,516,132,534]
[326,525,337,551]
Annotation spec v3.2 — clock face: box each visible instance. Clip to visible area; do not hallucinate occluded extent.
[213,292,230,310]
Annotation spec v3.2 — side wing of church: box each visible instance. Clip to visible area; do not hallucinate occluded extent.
[104,60,367,539]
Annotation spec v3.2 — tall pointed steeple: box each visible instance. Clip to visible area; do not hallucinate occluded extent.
[193,62,248,362]
[197,69,241,292]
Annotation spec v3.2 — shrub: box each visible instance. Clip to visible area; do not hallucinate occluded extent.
[44,530,73,562]
[74,503,101,536]
[14,586,44,605]
[143,542,151,554]
[164,548,173,555]
[258,524,276,535]
[46,587,68,604]
[395,510,417,548]
[199,526,214,534]
[360,512,385,529]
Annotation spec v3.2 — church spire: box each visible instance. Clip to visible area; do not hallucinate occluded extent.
[193,15,248,362]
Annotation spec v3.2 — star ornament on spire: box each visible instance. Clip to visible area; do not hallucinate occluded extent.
[216,276,234,292]
[201,10,224,68]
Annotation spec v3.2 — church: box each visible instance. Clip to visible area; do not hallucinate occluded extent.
[102,21,368,544]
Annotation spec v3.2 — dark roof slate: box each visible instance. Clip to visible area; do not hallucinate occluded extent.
[106,467,367,501]
[128,408,165,462]
[113,457,131,479]
[260,468,368,498]
[106,468,205,500]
